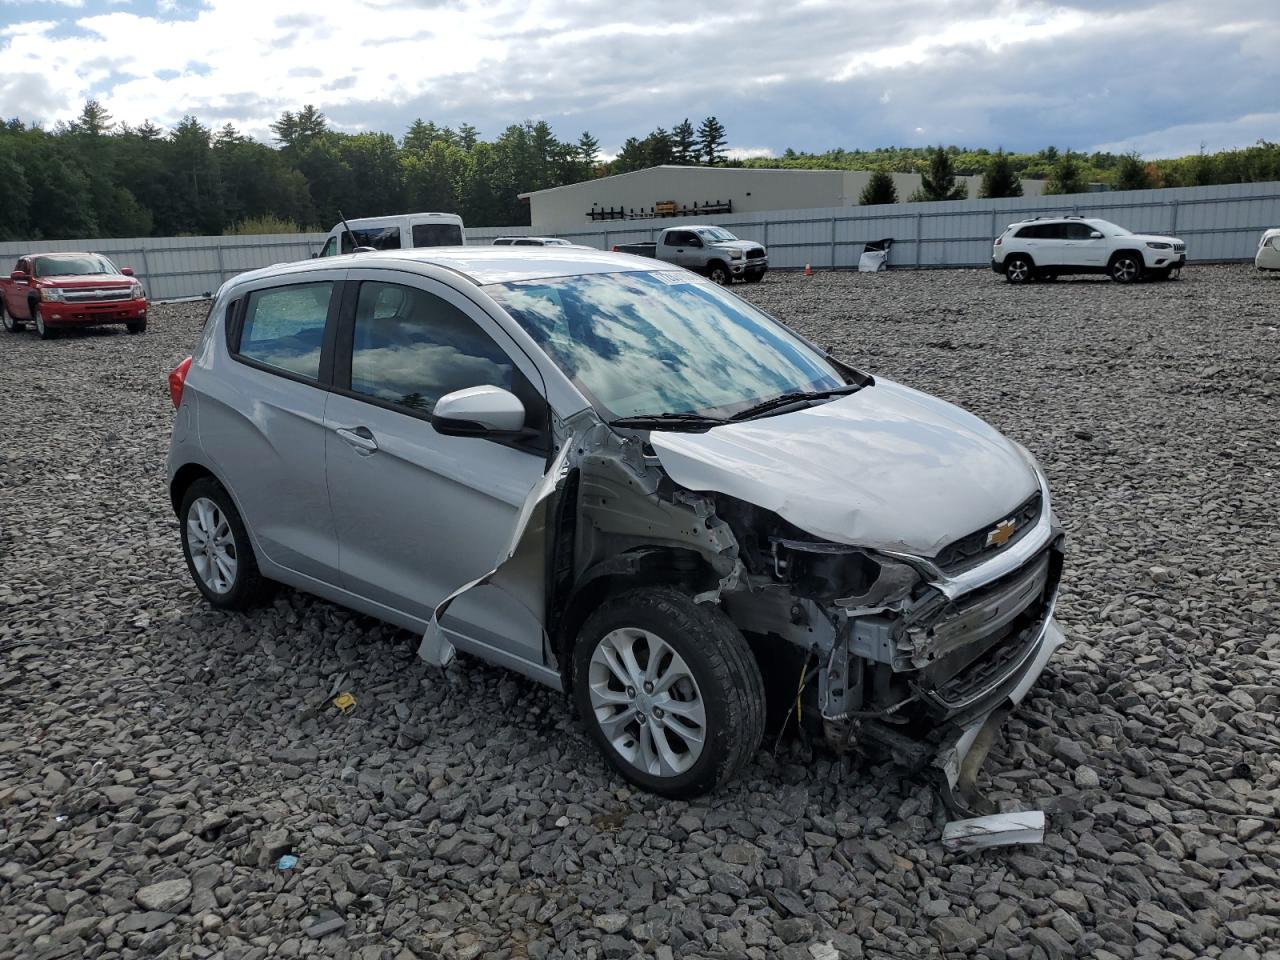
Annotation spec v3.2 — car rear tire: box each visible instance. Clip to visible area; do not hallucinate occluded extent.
[179,477,268,611]
[1004,256,1034,284]
[1109,253,1143,284]
[0,303,23,333]
[573,586,765,799]
[708,262,731,286]
[33,306,57,340]
[126,320,147,334]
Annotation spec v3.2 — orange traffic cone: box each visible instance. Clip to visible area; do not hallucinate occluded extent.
[803,263,813,277]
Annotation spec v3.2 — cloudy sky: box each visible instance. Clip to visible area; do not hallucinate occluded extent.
[0,0,1275,158]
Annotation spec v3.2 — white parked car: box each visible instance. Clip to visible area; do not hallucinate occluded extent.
[992,216,1186,284]
[492,236,575,246]
[315,213,465,257]
[1256,228,1280,271]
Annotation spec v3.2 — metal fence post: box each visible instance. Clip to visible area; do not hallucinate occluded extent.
[215,241,226,282]
[915,214,923,268]
[829,217,837,269]
[602,230,610,251]
[1170,201,1179,234]
[139,246,153,296]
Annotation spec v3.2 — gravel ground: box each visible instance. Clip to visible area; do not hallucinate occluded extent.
[1,264,1278,960]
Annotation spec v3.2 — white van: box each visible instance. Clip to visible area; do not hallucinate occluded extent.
[316,213,466,257]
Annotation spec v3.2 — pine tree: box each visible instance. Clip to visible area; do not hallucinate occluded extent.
[577,132,600,175]
[1113,152,1152,190]
[911,146,967,201]
[673,119,697,165]
[1045,152,1086,195]
[697,116,727,166]
[979,150,1022,198]
[859,170,898,205]
[76,100,114,137]
[457,123,479,151]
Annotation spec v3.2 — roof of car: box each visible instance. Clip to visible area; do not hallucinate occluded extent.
[233,245,658,287]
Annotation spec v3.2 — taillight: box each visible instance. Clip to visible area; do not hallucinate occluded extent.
[611,246,620,252]
[994,235,1003,246]
[169,356,192,409]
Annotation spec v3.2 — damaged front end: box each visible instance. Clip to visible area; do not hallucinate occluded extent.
[424,407,1065,812]
[715,491,1065,814]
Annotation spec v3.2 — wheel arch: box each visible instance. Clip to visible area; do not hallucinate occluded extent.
[1108,247,1145,267]
[553,547,726,689]
[1003,251,1036,268]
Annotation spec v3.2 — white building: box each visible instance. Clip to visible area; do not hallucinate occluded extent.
[519,165,1046,230]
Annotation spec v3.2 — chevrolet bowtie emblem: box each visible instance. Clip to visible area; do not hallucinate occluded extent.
[986,519,1016,547]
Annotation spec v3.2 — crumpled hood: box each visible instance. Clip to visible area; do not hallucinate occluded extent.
[649,379,1039,557]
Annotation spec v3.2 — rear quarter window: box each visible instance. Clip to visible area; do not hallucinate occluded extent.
[235,282,333,381]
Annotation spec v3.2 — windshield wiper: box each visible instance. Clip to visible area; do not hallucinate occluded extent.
[608,412,729,431]
[730,384,863,421]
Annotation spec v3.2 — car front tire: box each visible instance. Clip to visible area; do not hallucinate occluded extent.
[708,262,731,286]
[1004,256,1034,284]
[1110,253,1144,283]
[34,305,58,340]
[573,586,765,799]
[179,477,268,610]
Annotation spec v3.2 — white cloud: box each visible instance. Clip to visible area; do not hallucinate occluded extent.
[0,0,1272,159]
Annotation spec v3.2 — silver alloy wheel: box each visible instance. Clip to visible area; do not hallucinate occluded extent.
[1007,259,1031,282]
[587,627,707,778]
[186,496,238,594]
[1112,257,1139,282]
[710,265,729,285]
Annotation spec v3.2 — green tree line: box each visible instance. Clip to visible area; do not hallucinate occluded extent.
[752,142,1280,196]
[0,101,735,241]
[2,99,1278,240]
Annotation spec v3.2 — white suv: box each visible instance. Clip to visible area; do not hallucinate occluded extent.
[992,216,1186,284]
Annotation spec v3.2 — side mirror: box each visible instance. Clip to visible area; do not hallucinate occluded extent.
[688,238,703,248]
[10,270,27,282]
[431,385,526,437]
[121,267,135,276]
[1089,231,1103,239]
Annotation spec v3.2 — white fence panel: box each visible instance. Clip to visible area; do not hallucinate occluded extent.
[0,182,1276,300]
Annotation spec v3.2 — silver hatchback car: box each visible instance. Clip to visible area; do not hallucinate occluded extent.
[167,247,1065,804]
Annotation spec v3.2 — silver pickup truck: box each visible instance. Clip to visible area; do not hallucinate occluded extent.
[613,226,768,285]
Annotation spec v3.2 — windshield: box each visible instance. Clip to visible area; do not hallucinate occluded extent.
[489,271,843,420]
[33,254,117,277]
[1090,219,1131,236]
[699,228,738,242]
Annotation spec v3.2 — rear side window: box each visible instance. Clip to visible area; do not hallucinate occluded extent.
[348,281,514,414]
[342,227,401,254]
[237,282,333,381]
[492,238,514,245]
[514,238,541,246]
[412,223,463,247]
[663,232,686,246]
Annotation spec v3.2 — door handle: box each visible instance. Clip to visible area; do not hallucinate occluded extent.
[336,426,379,454]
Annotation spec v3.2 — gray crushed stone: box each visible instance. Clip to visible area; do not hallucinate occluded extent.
[1,265,1277,958]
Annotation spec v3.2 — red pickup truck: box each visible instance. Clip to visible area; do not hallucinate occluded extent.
[0,252,148,339]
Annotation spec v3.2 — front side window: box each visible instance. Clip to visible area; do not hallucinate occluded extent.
[341,226,401,254]
[492,238,514,245]
[412,222,463,247]
[237,282,333,380]
[490,271,842,420]
[33,254,117,277]
[514,238,541,246]
[348,281,515,414]
[1065,222,1097,240]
